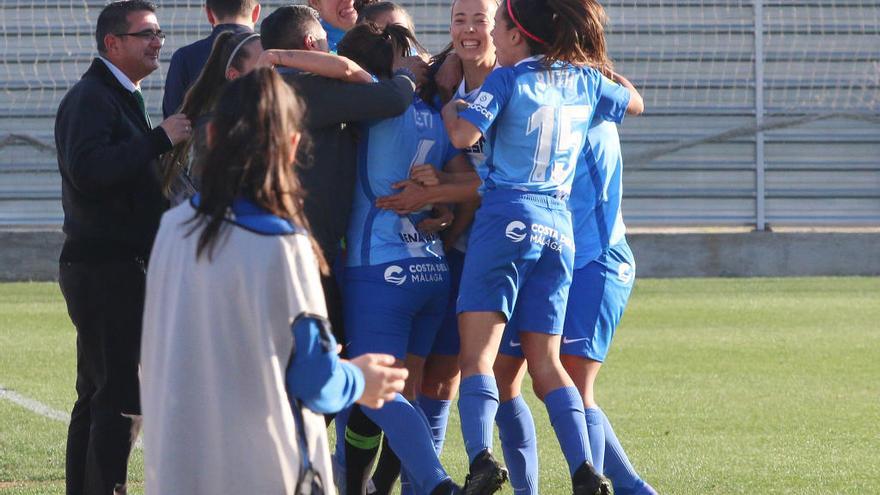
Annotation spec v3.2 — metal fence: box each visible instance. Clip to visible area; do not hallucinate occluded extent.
[1,0,878,229]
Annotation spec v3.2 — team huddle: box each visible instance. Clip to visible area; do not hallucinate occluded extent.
[55,0,655,494]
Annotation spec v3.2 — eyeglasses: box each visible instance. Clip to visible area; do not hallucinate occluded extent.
[115,30,166,45]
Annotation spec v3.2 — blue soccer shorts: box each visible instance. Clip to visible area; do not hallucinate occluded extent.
[457,189,575,335]
[560,240,635,361]
[500,240,634,360]
[344,257,450,360]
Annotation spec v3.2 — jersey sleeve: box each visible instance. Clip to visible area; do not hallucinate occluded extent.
[458,68,514,135]
[285,314,365,414]
[592,72,631,124]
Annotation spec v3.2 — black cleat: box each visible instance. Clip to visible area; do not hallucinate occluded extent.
[430,478,464,495]
[462,449,508,495]
[572,462,612,495]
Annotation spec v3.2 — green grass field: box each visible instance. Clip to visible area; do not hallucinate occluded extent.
[1,278,879,494]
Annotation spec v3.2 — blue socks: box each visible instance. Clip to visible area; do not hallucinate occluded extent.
[458,374,499,463]
[596,407,652,495]
[544,386,592,475]
[496,395,539,495]
[418,395,452,455]
[584,407,606,472]
[361,393,448,494]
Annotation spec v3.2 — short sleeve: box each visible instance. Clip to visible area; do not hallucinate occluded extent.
[458,68,514,135]
[592,72,631,124]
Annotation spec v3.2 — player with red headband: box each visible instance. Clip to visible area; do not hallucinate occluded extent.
[440,0,643,493]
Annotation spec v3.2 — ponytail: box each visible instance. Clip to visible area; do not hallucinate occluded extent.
[160,31,262,196]
[501,0,612,70]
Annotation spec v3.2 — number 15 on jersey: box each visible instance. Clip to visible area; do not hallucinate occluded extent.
[526,104,592,185]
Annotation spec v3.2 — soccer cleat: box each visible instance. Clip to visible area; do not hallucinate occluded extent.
[430,478,464,495]
[462,449,509,495]
[572,462,612,495]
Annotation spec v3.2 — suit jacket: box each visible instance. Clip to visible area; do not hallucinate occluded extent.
[55,58,172,262]
[282,72,415,262]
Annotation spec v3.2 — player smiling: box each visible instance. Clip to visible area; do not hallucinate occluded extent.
[440,0,642,492]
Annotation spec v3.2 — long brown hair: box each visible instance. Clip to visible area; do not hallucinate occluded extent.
[189,68,325,271]
[337,22,426,80]
[160,30,262,195]
[500,0,612,70]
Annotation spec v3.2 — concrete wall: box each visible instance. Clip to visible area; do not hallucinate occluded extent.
[627,232,880,278]
[3,230,878,281]
[0,230,64,281]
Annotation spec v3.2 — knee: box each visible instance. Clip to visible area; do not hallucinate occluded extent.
[526,356,565,381]
[403,369,423,402]
[458,352,494,377]
[526,359,568,396]
[421,360,460,400]
[497,382,519,402]
[493,359,525,402]
[402,379,418,401]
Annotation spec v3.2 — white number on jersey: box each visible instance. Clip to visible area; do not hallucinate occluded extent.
[526,105,592,184]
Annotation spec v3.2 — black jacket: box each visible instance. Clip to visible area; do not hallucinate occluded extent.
[283,72,415,262]
[55,59,172,262]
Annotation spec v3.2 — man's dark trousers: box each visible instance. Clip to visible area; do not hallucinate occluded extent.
[60,259,145,495]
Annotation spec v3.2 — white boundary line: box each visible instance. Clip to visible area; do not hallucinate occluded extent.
[0,384,68,422]
[0,384,143,449]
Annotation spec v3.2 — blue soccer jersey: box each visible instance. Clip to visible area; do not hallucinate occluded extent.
[320,19,345,53]
[569,77,630,267]
[570,120,627,267]
[347,98,460,267]
[455,78,491,175]
[458,56,630,197]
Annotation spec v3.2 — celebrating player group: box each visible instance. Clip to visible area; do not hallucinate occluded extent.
[55,0,655,493]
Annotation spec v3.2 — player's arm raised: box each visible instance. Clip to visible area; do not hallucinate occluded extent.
[257,49,373,84]
[609,70,644,116]
[441,98,482,148]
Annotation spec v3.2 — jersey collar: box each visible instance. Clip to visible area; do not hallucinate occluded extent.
[320,19,346,53]
[514,55,545,67]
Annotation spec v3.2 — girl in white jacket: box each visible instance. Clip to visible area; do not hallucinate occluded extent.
[141,68,406,495]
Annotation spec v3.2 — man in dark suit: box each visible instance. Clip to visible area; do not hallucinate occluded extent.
[54,2,190,493]
[161,0,261,117]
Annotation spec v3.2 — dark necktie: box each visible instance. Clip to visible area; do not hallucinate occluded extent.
[133,89,152,128]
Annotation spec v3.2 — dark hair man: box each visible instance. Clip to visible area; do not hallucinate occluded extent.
[260,3,329,52]
[162,0,261,117]
[55,2,191,493]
